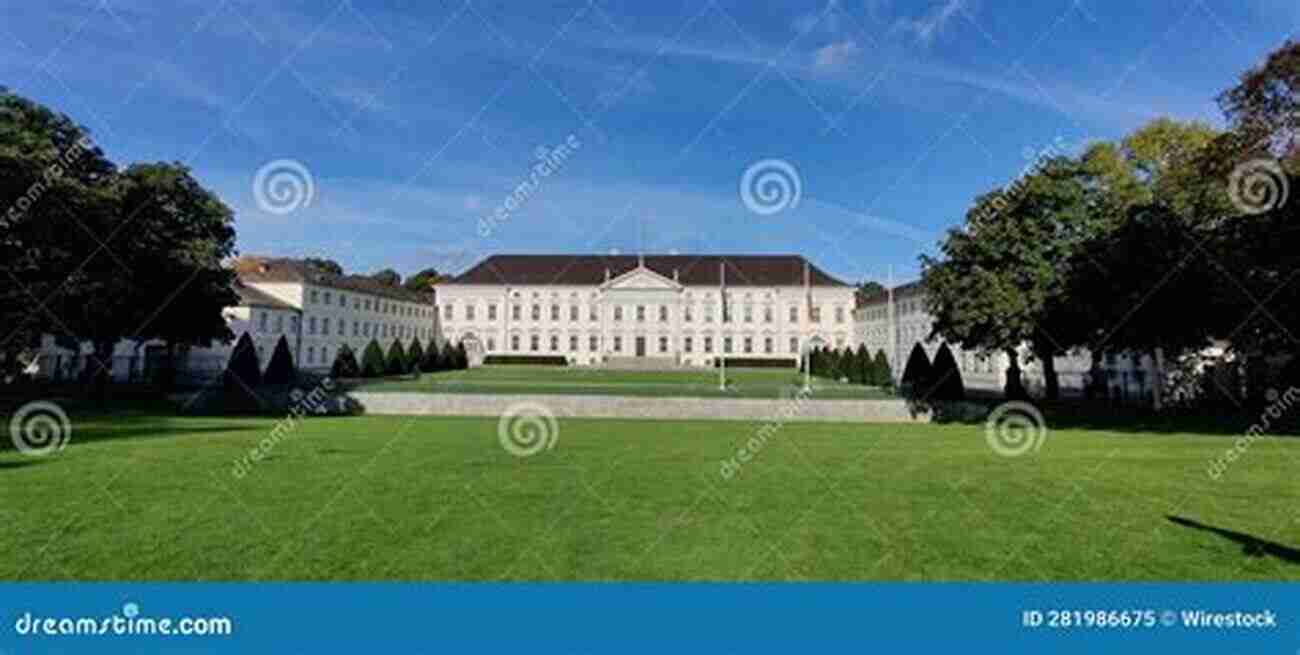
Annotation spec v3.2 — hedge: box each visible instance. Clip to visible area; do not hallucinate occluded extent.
[713,357,797,369]
[482,355,568,366]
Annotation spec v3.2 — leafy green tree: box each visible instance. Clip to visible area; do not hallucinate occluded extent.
[330,344,360,378]
[371,269,401,287]
[262,335,296,385]
[386,339,408,375]
[404,268,442,294]
[853,344,870,385]
[303,258,343,276]
[361,339,386,378]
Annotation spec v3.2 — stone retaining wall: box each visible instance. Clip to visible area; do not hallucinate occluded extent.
[348,392,928,423]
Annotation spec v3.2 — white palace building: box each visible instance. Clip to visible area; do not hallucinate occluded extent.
[434,254,859,367]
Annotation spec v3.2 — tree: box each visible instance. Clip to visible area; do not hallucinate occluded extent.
[361,339,386,378]
[421,339,441,373]
[452,341,469,370]
[386,339,408,375]
[262,335,296,385]
[872,349,892,388]
[899,344,933,398]
[223,332,262,388]
[855,280,886,306]
[929,343,966,401]
[404,268,442,294]
[371,269,401,287]
[853,344,870,385]
[303,258,343,276]
[407,337,425,373]
[115,162,239,387]
[330,344,360,378]
[1217,39,1300,163]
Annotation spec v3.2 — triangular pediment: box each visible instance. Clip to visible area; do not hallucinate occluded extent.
[604,266,681,291]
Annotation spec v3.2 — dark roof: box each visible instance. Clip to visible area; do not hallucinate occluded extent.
[234,282,299,310]
[858,280,925,305]
[445,255,850,287]
[234,257,435,304]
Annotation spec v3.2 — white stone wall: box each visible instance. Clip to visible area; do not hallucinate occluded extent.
[435,278,857,367]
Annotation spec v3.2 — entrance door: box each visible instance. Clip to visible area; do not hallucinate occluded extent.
[635,337,646,357]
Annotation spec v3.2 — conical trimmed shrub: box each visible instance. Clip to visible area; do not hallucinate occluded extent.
[330,344,361,378]
[899,343,933,399]
[407,337,424,373]
[224,332,262,388]
[930,342,966,401]
[262,335,296,385]
[361,339,386,378]
[386,339,408,375]
[421,339,441,373]
[873,349,891,387]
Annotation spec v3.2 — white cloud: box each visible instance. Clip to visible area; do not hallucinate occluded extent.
[892,0,966,46]
[813,40,862,73]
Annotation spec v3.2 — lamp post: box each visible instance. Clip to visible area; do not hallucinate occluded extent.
[803,336,825,393]
[719,354,727,391]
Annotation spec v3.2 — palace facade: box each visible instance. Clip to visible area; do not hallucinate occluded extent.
[434,254,858,367]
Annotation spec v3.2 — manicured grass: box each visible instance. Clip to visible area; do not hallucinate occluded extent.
[2,410,1298,581]
[349,365,894,399]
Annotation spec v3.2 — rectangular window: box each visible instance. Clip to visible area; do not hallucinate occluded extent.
[353,321,359,336]
[590,306,598,322]
[308,317,317,335]
[835,306,844,323]
[530,335,539,352]
[614,306,623,321]
[487,338,496,351]
[550,335,559,352]
[723,337,733,354]
[570,305,579,321]
[307,346,315,364]
[310,290,319,303]
[789,306,798,323]
[589,335,598,352]
[743,337,752,354]
[363,323,370,337]
[704,337,713,353]
[684,306,693,322]
[684,337,693,353]
[744,306,752,323]
[289,316,298,334]
[551,305,560,321]
[339,294,346,307]
[488,304,498,320]
[659,336,668,353]
[659,306,668,322]
[321,317,330,334]
[532,305,541,321]
[466,305,476,321]
[613,336,622,352]
[764,337,773,354]
[512,305,521,320]
[511,335,520,351]
[258,312,268,332]
[789,337,798,353]
[811,306,822,323]
[443,304,453,320]
[569,335,578,352]
[764,307,772,323]
[275,315,284,333]
[636,305,645,322]
[323,292,331,304]
[338,320,345,336]
[705,306,714,323]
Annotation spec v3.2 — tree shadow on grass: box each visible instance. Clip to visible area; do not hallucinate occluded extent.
[0,459,49,471]
[1167,515,1300,564]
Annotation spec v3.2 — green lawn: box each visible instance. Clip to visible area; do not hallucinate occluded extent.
[348,365,894,399]
[3,409,1298,581]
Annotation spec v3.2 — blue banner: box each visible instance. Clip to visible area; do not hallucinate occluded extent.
[0,583,1292,653]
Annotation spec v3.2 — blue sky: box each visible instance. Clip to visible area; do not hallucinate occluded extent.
[3,1,1297,283]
